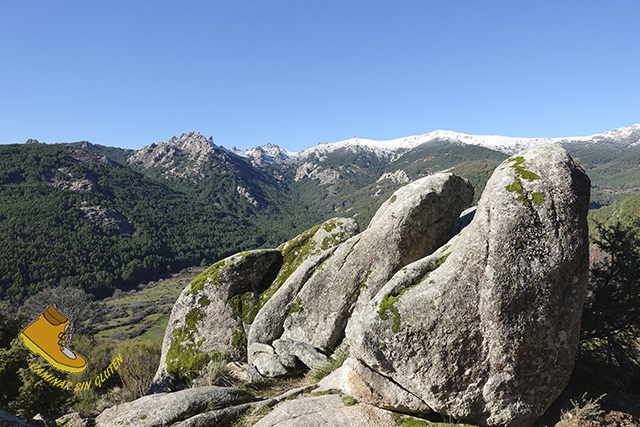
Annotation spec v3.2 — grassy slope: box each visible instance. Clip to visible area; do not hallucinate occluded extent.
[95,267,203,342]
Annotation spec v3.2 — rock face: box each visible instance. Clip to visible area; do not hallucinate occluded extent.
[349,145,590,426]
[281,173,474,352]
[152,218,359,389]
[95,386,249,427]
[152,249,284,390]
[247,218,359,351]
[317,357,431,414]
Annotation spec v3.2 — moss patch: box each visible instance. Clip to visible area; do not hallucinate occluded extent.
[350,270,372,302]
[260,225,322,307]
[378,293,402,333]
[228,292,259,324]
[187,258,230,296]
[504,156,545,206]
[227,291,262,353]
[288,297,303,316]
[166,306,211,382]
[342,396,358,406]
[322,219,338,233]
[378,253,450,333]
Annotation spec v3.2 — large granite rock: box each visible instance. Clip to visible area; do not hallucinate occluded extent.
[349,145,591,426]
[281,173,474,352]
[152,218,358,389]
[151,249,283,390]
[317,357,431,414]
[248,218,359,353]
[95,386,249,427]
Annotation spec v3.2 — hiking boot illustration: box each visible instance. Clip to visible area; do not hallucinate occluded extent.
[20,305,87,373]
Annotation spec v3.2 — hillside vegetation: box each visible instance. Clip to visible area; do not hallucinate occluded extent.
[0,144,261,301]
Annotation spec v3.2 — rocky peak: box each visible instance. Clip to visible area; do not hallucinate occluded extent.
[167,132,217,152]
[230,143,292,166]
[127,132,223,181]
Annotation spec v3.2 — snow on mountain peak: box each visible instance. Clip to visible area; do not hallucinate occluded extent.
[228,143,294,165]
[293,125,640,158]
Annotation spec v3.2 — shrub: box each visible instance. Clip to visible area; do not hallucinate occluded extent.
[191,352,235,387]
[113,339,161,401]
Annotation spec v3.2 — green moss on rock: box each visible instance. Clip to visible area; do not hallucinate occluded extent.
[288,297,303,316]
[342,396,358,406]
[187,258,230,296]
[505,156,545,206]
[166,306,211,382]
[350,270,372,302]
[378,294,401,333]
[259,224,322,307]
[260,219,350,308]
[378,253,450,333]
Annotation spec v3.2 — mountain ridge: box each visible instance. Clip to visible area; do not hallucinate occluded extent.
[229,124,640,162]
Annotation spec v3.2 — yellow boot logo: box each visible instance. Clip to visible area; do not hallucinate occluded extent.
[20,305,87,373]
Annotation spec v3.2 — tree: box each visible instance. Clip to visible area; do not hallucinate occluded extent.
[20,287,105,336]
[580,218,640,376]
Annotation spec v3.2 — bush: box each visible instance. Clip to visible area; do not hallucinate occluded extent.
[0,338,74,419]
[309,352,347,382]
[113,339,161,401]
[582,218,640,342]
[191,352,235,387]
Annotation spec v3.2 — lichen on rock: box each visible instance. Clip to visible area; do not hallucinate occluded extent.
[349,145,591,426]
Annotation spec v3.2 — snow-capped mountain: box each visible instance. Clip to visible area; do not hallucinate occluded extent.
[290,124,640,159]
[228,143,294,166]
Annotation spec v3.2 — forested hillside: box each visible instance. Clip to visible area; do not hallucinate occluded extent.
[0,144,264,301]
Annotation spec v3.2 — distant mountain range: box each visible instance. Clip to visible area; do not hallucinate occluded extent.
[2,125,639,301]
[233,124,640,159]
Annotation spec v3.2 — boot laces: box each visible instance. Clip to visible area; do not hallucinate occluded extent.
[57,326,70,349]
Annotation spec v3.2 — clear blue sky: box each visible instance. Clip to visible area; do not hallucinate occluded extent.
[1,0,638,151]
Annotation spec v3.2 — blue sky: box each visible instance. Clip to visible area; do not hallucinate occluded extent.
[1,1,638,151]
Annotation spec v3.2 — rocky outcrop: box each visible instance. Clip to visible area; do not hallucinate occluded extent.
[0,410,45,427]
[144,146,589,427]
[348,145,590,426]
[127,132,227,182]
[151,250,284,390]
[317,357,431,414]
[246,218,358,352]
[152,218,358,389]
[280,173,473,353]
[78,205,134,235]
[376,169,410,184]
